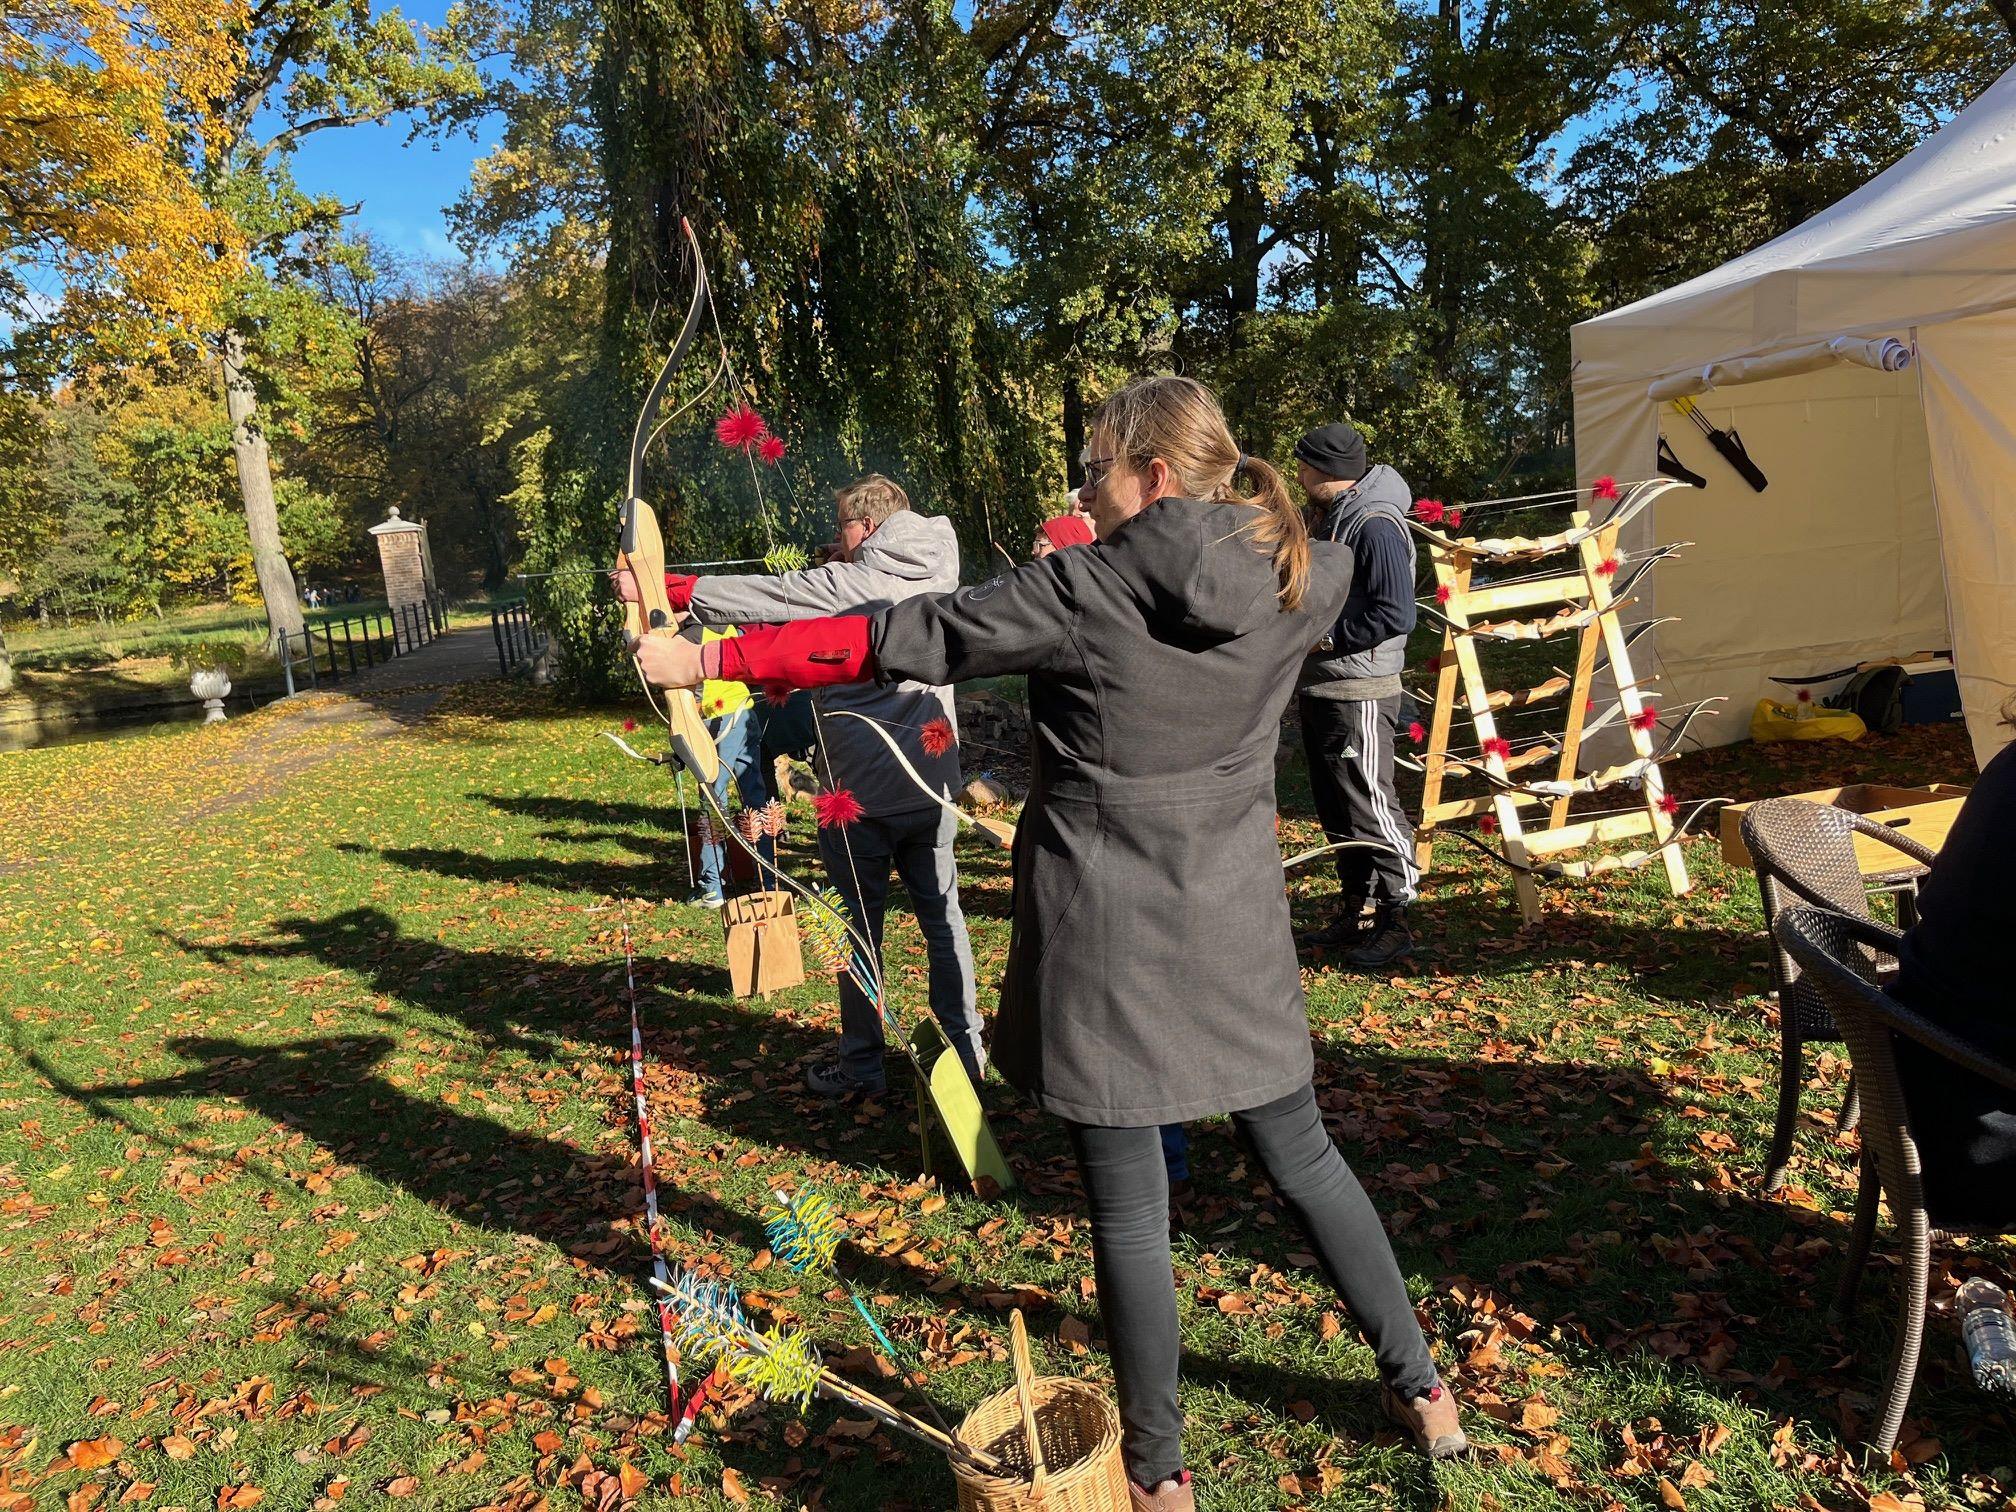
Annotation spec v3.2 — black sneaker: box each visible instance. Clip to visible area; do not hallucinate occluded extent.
[804,1055,886,1098]
[1296,892,1369,949]
[1345,904,1413,969]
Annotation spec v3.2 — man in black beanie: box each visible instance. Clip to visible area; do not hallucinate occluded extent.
[1292,421,1419,967]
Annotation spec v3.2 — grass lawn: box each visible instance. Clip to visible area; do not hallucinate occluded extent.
[1,681,2011,1511]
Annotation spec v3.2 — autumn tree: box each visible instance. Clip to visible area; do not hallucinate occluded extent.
[0,0,243,393]
[307,246,547,588]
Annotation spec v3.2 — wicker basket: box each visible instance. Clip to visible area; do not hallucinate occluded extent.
[952,1312,1128,1512]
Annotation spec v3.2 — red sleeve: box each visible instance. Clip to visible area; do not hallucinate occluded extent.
[709,616,876,690]
[663,572,697,611]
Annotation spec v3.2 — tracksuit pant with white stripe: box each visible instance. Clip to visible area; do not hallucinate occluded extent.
[1298,691,1419,905]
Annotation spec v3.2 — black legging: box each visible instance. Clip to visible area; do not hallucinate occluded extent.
[1066,1083,1439,1485]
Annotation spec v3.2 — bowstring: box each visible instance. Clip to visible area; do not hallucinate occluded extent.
[618,228,897,1022]
[689,270,900,1033]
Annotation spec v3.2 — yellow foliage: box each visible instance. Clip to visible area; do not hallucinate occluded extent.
[1,0,247,364]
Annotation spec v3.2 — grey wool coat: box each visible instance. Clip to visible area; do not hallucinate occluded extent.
[868,497,1357,1126]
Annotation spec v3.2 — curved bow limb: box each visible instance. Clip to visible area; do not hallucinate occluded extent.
[1434,698,1725,798]
[1420,543,1687,644]
[620,501,721,786]
[621,215,722,787]
[1407,477,1687,562]
[1445,797,1730,880]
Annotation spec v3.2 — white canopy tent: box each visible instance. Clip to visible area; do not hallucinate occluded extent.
[1570,66,2016,768]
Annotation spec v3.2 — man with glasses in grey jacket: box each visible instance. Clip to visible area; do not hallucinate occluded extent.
[630,474,985,1097]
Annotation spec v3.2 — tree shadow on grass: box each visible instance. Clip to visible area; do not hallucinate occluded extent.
[169,905,984,1187]
[463,791,1023,922]
[1288,864,1769,1009]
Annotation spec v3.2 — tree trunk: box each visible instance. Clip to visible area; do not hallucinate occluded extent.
[1223,165,1264,329]
[0,630,13,696]
[219,329,303,654]
[1062,374,1085,489]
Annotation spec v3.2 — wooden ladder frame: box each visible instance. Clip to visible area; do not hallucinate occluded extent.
[1413,509,1687,922]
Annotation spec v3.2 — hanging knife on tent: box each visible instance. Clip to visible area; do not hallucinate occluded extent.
[1671,395,1769,492]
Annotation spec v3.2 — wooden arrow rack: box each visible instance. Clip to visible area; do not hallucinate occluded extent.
[1413,506,1691,921]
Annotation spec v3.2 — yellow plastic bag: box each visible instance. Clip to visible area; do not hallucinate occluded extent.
[1751,697,1867,743]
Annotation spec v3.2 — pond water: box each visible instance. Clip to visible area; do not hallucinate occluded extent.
[0,693,261,754]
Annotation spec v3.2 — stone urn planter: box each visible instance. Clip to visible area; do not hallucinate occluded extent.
[189,666,233,723]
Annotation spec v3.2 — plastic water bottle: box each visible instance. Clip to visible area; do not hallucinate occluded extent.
[1958,1277,2016,1396]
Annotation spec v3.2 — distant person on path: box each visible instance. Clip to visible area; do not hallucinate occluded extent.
[1292,421,1420,968]
[628,377,1468,1507]
[616,474,985,1098]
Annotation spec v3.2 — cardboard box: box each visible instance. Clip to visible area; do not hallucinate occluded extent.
[722,891,804,998]
[1720,782,1971,876]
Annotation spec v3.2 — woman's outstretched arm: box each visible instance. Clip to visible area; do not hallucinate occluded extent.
[643,556,1084,694]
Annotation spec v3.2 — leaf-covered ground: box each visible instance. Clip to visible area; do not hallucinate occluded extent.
[2,682,2011,1512]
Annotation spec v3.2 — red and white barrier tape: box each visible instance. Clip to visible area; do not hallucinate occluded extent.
[617,906,715,1437]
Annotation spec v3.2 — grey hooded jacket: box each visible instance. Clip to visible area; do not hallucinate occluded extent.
[865,497,1357,1125]
[685,510,962,818]
[1301,462,1415,699]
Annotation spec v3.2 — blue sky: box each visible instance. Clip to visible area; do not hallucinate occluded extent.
[283,0,500,263]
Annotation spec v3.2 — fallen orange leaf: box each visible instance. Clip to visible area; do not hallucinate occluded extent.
[66,1438,122,1472]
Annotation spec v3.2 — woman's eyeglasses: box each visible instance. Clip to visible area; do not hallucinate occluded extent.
[1080,455,1118,488]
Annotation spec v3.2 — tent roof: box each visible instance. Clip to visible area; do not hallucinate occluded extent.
[1573,64,2016,386]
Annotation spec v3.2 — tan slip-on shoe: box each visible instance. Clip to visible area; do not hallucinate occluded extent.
[1381,1382,1470,1460]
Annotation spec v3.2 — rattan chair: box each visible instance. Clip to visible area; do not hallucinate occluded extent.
[1774,904,2016,1456]
[1740,798,1935,1190]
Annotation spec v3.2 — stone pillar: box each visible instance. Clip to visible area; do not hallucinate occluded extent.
[370,507,431,650]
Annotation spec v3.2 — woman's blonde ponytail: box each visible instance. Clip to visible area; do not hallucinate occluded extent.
[1220,453,1311,612]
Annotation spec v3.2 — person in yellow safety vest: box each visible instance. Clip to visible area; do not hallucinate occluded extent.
[690,625,778,908]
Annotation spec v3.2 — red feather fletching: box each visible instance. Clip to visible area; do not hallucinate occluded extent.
[1435,584,1452,604]
[715,405,768,451]
[1596,556,1619,577]
[814,789,865,828]
[1407,721,1426,744]
[1658,792,1681,815]
[1425,655,1441,674]
[622,718,638,733]
[762,684,793,707]
[1631,706,1660,733]
[1482,736,1512,760]
[758,434,787,465]
[1592,475,1621,502]
[1796,688,1812,703]
[920,717,955,758]
[1412,498,1445,523]
[1479,814,1500,834]
[1446,509,1464,530]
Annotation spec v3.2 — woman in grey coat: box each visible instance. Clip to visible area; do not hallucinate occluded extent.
[633,376,1466,1508]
